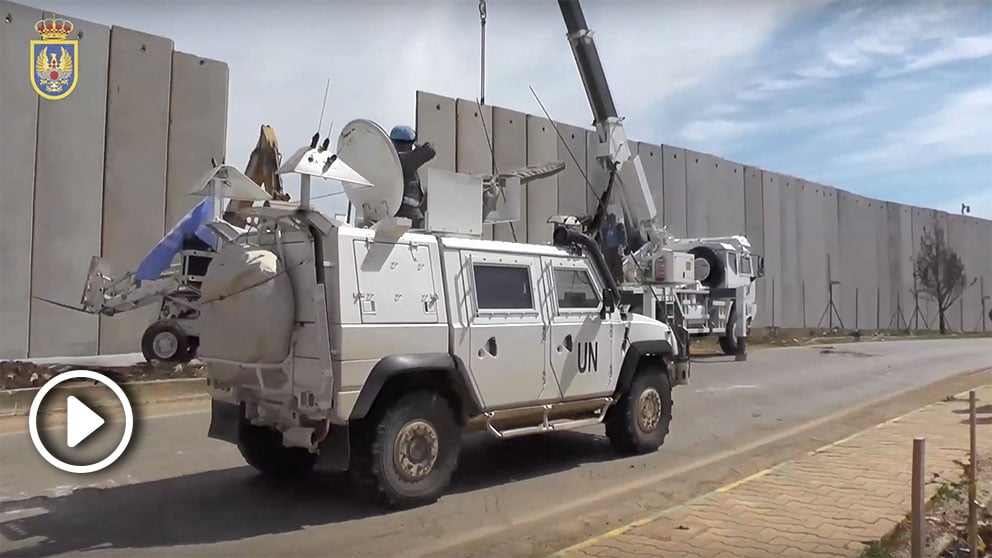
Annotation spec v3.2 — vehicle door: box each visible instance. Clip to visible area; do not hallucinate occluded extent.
[461,250,558,409]
[543,255,615,399]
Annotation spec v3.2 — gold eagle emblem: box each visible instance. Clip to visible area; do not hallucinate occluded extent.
[34,45,73,93]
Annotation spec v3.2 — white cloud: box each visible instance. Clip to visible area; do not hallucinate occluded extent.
[895,34,992,74]
[836,84,992,168]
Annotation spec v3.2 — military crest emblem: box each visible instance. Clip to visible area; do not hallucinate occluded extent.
[30,15,78,100]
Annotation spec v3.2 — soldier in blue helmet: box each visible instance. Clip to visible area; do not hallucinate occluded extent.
[390,125,436,227]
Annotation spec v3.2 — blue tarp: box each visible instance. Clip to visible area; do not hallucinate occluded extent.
[135,197,218,283]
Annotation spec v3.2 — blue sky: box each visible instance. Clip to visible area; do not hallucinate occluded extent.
[20,0,992,219]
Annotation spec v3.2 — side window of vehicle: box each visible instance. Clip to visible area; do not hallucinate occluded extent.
[553,268,600,310]
[473,264,534,310]
[727,252,738,275]
[741,255,753,276]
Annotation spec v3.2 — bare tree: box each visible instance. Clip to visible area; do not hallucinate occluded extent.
[913,222,974,334]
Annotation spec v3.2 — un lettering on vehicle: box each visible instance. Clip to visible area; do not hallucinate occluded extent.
[577,341,598,373]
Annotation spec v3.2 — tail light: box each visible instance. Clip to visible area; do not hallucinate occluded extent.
[654,257,666,281]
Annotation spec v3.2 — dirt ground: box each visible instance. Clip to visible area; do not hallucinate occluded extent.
[0,359,207,390]
[863,456,992,558]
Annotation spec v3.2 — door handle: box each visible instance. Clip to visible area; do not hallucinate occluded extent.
[563,334,573,352]
[478,336,498,359]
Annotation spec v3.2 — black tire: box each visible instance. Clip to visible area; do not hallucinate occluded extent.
[606,362,673,456]
[356,390,461,509]
[237,421,318,478]
[719,304,739,356]
[141,320,193,364]
[689,246,725,288]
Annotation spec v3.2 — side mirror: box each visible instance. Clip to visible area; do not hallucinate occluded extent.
[601,288,616,319]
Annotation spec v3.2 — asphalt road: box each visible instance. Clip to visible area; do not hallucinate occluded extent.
[1,339,990,558]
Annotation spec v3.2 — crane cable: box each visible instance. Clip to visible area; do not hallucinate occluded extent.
[479,0,486,105]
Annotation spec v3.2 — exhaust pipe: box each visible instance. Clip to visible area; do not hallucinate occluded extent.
[553,225,619,298]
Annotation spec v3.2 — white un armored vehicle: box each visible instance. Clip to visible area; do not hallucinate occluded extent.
[195,119,690,508]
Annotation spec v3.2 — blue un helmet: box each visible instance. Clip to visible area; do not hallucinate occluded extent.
[389,125,416,143]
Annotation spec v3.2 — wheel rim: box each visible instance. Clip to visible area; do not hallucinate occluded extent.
[637,388,662,432]
[393,420,439,482]
[153,331,179,359]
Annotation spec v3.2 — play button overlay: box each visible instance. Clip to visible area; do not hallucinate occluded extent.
[29,369,134,474]
[66,396,106,448]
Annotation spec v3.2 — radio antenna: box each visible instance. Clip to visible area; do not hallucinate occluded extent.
[312,78,331,148]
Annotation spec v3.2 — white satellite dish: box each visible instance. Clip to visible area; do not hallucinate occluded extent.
[336,119,405,223]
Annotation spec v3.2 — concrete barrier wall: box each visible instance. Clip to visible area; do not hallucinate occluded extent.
[0,2,229,358]
[415,90,992,333]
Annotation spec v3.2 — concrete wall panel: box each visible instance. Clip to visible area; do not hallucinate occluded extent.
[885,203,914,329]
[710,158,746,237]
[910,207,938,329]
[775,174,803,326]
[870,197,891,330]
[525,116,558,244]
[637,142,664,221]
[837,191,880,330]
[974,218,992,332]
[797,181,835,329]
[455,99,494,239]
[98,26,173,354]
[29,13,110,357]
[0,1,42,358]
[684,150,715,238]
[744,167,766,325]
[557,123,587,217]
[415,91,456,174]
[661,145,687,238]
[491,106,527,242]
[761,172,783,327]
[165,52,228,231]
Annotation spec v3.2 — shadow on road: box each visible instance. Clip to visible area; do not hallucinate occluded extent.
[0,430,615,556]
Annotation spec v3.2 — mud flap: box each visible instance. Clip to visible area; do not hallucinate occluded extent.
[314,423,350,473]
[207,399,242,444]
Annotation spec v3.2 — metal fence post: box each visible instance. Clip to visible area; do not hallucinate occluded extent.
[912,437,926,558]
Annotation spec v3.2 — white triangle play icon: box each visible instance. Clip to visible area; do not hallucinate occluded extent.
[66,396,105,448]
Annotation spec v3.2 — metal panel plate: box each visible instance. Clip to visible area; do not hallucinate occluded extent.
[165,52,228,231]
[661,145,687,238]
[526,116,558,244]
[99,26,173,354]
[455,99,494,239]
[29,13,110,356]
[0,1,42,358]
[492,107,526,242]
[556,123,587,217]
[353,240,438,324]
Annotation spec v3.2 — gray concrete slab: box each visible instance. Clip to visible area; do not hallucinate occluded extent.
[970,217,992,332]
[946,214,968,331]
[491,106,527,243]
[709,157,746,237]
[28,12,109,357]
[684,149,715,238]
[526,116,558,244]
[870,196,891,330]
[775,173,802,327]
[585,131,610,215]
[661,145,687,238]
[556,122,587,217]
[2,340,989,558]
[885,203,915,329]
[761,171,783,327]
[0,1,43,359]
[837,191,881,330]
[637,142,664,221]
[743,167,766,326]
[165,52,228,232]
[797,181,830,329]
[455,99,494,239]
[415,91,456,174]
[99,26,173,355]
